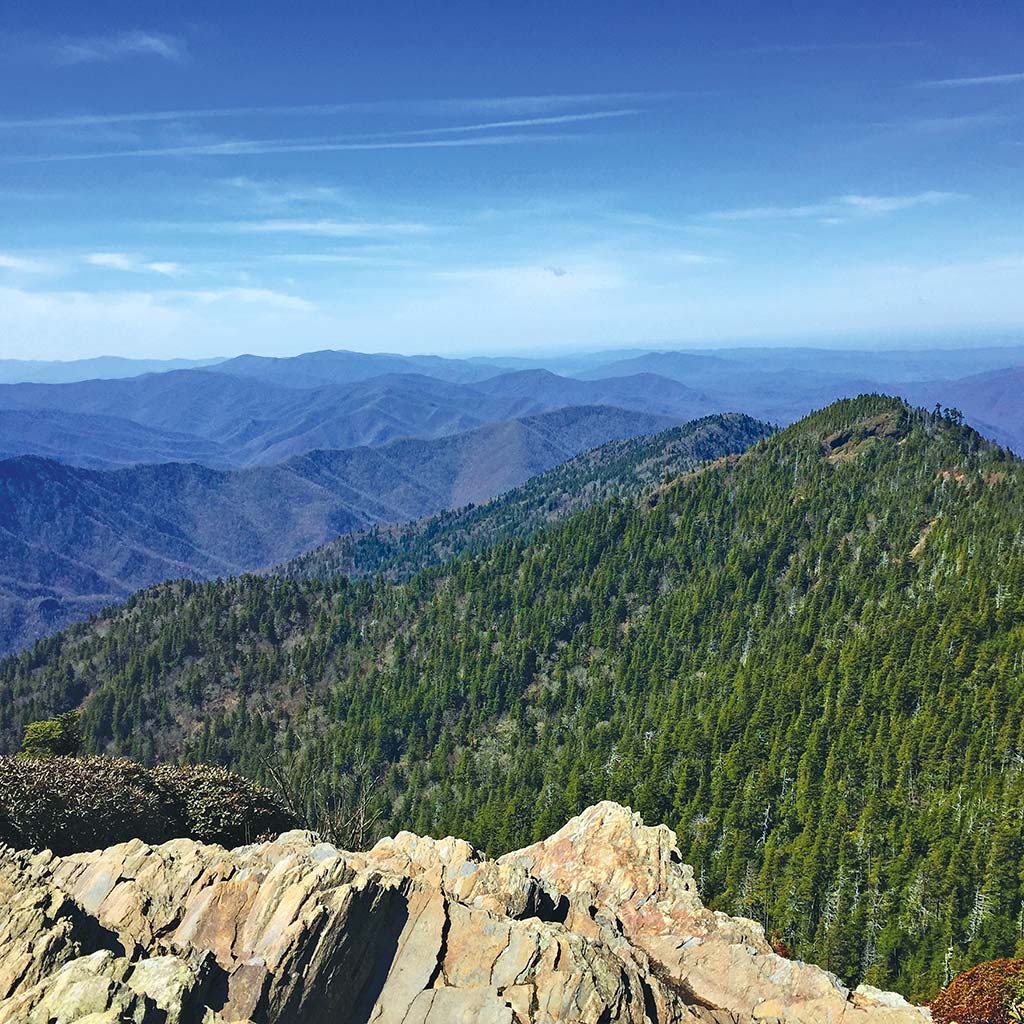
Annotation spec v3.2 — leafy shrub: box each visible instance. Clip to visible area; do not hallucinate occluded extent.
[151,763,295,846]
[19,711,82,757]
[931,959,1024,1024]
[0,755,295,855]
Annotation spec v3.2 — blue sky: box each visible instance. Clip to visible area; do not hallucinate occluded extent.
[1,0,1023,359]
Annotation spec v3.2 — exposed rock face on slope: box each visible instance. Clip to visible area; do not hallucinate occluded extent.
[0,802,927,1023]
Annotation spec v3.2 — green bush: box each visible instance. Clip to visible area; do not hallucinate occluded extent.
[19,711,82,757]
[0,755,295,855]
[151,763,297,847]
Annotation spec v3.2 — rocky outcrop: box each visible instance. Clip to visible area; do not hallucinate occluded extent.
[0,801,928,1023]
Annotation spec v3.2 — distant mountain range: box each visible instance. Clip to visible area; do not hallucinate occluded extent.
[0,367,714,469]
[2,346,1020,470]
[0,343,1020,656]
[0,404,682,656]
[0,355,224,385]
[900,365,1024,454]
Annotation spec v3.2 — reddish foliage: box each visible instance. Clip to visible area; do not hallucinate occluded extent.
[931,959,1024,1024]
[768,929,792,959]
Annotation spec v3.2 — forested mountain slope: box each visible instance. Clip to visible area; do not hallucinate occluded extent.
[283,413,770,582]
[0,405,675,656]
[2,395,1022,1000]
[902,365,1024,455]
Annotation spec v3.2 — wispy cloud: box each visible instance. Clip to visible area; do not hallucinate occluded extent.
[838,192,965,214]
[0,284,314,359]
[184,287,312,311]
[735,40,924,54]
[226,219,430,238]
[706,191,966,222]
[656,250,723,265]
[0,92,668,131]
[395,109,638,136]
[219,176,352,208]
[275,252,416,268]
[876,112,1009,134]
[0,252,55,273]
[434,262,625,295]
[919,71,1024,88]
[47,30,185,66]
[1,131,588,164]
[86,252,184,276]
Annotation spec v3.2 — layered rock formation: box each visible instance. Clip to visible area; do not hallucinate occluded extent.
[0,801,927,1023]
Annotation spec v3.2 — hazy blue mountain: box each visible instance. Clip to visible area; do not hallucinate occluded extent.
[3,347,1021,472]
[0,404,676,656]
[468,369,717,419]
[899,365,1024,454]
[579,350,869,394]
[573,347,1024,451]
[0,367,711,468]
[0,356,224,385]
[702,344,1024,382]
[464,348,655,376]
[0,370,292,444]
[214,348,496,386]
[0,408,228,468]
[579,350,738,382]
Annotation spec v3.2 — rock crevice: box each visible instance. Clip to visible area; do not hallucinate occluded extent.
[0,801,928,1023]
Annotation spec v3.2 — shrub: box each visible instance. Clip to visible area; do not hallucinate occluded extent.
[931,959,1024,1024]
[19,711,82,757]
[151,763,295,846]
[0,755,296,856]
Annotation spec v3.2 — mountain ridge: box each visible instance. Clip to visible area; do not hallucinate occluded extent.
[282,412,770,583]
[0,404,695,656]
[0,367,718,469]
[2,396,1019,997]
[2,347,1023,473]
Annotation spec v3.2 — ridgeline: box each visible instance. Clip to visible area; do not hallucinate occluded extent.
[2,395,1021,1000]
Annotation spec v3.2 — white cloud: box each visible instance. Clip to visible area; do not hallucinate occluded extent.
[434,261,626,297]
[656,250,723,265]
[144,261,185,277]
[85,252,137,272]
[920,71,1024,88]
[0,285,314,359]
[396,109,638,136]
[3,249,1024,359]
[875,113,1007,134]
[219,177,352,208]
[737,41,924,55]
[228,219,431,238]
[85,252,185,276]
[0,93,671,130]
[183,287,313,311]
[3,132,585,165]
[706,191,966,222]
[276,252,416,267]
[48,30,185,66]
[837,191,966,214]
[0,252,55,273]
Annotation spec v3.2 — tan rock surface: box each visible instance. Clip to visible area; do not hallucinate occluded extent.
[0,802,929,1023]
